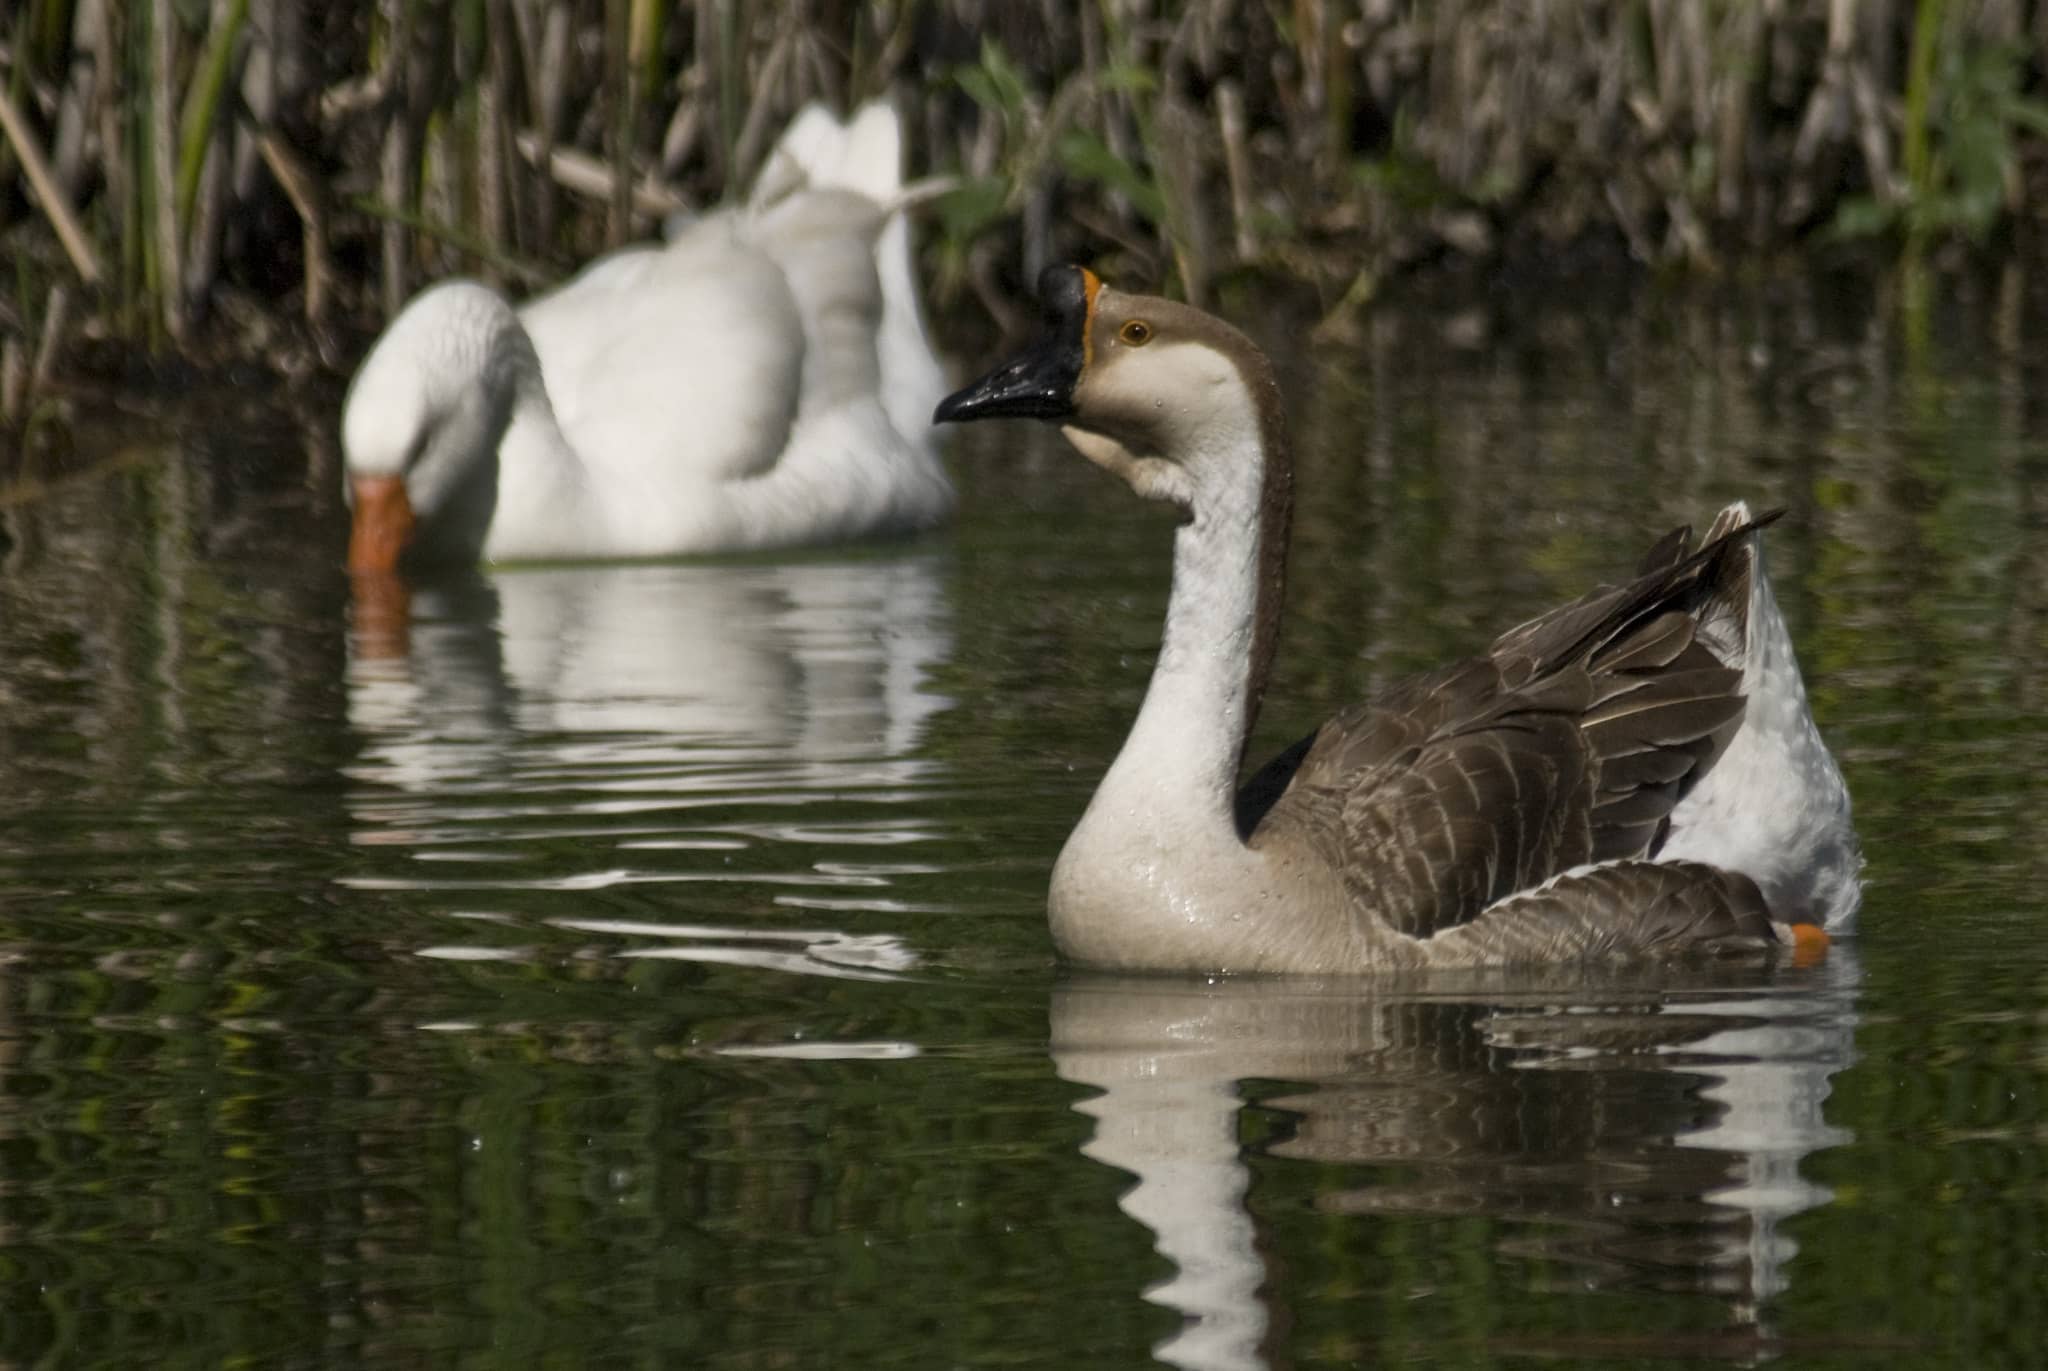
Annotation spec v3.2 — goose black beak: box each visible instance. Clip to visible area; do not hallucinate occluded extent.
[932,265,1095,426]
[932,341,1078,424]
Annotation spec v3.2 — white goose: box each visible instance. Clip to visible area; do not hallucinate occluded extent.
[342,101,953,571]
[935,267,1862,974]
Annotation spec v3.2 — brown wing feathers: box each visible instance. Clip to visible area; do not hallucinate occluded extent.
[1319,713,1599,938]
[1456,860,1780,961]
[1580,659,1745,856]
[1247,511,1780,944]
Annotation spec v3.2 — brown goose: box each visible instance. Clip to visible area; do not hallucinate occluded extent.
[934,266,1862,974]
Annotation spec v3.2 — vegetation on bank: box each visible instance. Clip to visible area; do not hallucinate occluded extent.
[1,0,2045,419]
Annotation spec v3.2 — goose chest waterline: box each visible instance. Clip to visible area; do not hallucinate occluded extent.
[935,266,1862,975]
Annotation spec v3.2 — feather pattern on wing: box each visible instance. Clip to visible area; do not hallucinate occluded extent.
[1425,859,1781,961]
[1247,513,1782,948]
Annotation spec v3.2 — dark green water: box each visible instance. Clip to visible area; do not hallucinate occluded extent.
[1,272,2044,1368]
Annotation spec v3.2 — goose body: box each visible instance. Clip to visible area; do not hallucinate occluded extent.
[935,267,1861,974]
[342,101,953,571]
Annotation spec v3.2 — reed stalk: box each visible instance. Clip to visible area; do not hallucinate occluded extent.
[257,133,333,322]
[172,0,247,234]
[604,0,631,243]
[1903,0,1947,249]
[0,82,101,283]
[146,0,181,340]
[1,340,23,424]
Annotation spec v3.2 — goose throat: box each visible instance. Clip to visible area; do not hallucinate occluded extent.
[1129,363,1294,826]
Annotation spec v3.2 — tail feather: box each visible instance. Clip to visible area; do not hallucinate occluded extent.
[1660,502,1864,930]
[747,99,948,447]
[872,212,947,444]
[753,100,906,205]
[1689,500,1761,664]
[827,100,947,442]
[837,101,908,201]
[749,104,851,209]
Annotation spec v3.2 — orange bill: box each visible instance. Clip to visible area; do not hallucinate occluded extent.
[348,474,416,574]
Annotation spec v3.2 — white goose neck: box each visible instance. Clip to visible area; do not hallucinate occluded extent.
[477,342,596,562]
[1043,328,1318,970]
[1048,382,1297,969]
[1113,506,1266,834]
[1082,372,1285,849]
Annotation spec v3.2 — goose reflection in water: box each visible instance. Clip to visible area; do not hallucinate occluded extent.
[342,556,952,977]
[1053,955,1858,1370]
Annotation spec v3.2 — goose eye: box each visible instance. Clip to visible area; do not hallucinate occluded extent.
[1119,319,1153,347]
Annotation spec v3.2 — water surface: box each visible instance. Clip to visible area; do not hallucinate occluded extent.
[1,272,2044,1368]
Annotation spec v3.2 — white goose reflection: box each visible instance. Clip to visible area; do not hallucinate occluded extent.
[1052,955,1859,1371]
[343,554,952,975]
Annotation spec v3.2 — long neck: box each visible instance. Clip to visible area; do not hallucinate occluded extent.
[1094,391,1292,845]
[478,353,598,562]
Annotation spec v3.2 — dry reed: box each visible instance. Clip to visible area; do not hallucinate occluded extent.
[0,0,2042,399]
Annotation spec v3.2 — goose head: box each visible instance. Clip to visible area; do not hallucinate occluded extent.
[343,281,534,572]
[933,266,1287,512]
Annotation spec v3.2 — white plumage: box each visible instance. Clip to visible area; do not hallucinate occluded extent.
[342,100,953,567]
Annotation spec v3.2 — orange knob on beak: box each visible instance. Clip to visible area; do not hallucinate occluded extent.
[347,474,416,574]
[1786,920,1832,967]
